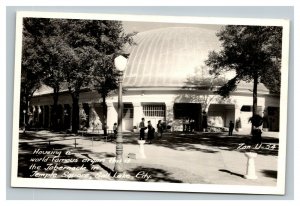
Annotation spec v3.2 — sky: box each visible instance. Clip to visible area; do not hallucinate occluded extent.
[122,21,222,34]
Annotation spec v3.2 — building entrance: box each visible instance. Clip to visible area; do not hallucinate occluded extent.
[174,103,202,131]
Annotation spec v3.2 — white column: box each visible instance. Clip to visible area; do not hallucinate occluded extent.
[88,103,94,131]
[88,103,101,132]
[262,106,268,131]
[133,102,143,128]
[107,102,118,131]
[235,104,242,131]
[165,102,174,131]
[36,105,40,123]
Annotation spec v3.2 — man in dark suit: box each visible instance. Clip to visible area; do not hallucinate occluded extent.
[229,120,234,136]
[139,118,147,140]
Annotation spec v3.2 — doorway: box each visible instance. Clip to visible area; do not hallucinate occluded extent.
[174,103,202,131]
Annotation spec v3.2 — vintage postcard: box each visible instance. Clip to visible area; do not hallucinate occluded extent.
[11,11,290,194]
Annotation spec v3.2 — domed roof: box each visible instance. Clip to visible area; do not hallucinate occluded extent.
[32,27,269,97]
[123,27,221,88]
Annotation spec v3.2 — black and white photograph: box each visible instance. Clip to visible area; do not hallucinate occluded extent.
[11,12,290,194]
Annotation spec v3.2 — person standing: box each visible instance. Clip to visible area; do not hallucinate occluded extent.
[157,120,163,138]
[183,117,189,132]
[190,119,195,132]
[113,123,118,139]
[229,120,234,136]
[103,120,108,136]
[139,118,147,140]
[147,120,155,144]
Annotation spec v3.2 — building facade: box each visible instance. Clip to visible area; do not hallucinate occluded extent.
[28,27,280,133]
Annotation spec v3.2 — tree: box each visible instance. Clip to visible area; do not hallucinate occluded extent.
[205,25,282,132]
[37,19,69,130]
[60,19,135,133]
[20,68,42,127]
[92,21,135,135]
[22,18,69,130]
[183,66,227,131]
[185,73,227,112]
[40,35,68,130]
[22,18,134,133]
[21,18,49,127]
[92,56,119,135]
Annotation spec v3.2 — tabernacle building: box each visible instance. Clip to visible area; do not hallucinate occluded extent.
[28,27,280,133]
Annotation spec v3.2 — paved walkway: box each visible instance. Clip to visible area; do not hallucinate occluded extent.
[18,130,279,186]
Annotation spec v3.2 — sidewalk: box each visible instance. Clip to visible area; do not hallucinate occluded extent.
[18,130,279,186]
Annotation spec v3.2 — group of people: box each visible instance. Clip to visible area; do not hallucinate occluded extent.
[112,118,164,144]
[139,118,164,144]
[182,117,196,133]
[112,118,258,144]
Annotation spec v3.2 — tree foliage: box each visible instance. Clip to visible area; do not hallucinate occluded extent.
[21,18,48,98]
[21,18,52,125]
[22,18,71,129]
[59,19,135,133]
[89,21,135,133]
[22,18,66,92]
[21,18,134,133]
[206,25,282,96]
[184,67,227,112]
[205,25,282,134]
[92,21,135,99]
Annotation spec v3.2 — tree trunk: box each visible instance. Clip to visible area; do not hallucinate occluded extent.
[25,96,29,125]
[71,93,80,133]
[102,95,107,136]
[22,87,37,129]
[252,76,258,116]
[51,87,59,131]
[24,94,32,129]
[22,95,30,128]
[251,74,258,134]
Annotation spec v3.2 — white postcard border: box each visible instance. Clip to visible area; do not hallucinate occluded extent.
[11,11,290,195]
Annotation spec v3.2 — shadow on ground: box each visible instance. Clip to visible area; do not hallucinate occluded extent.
[17,131,278,184]
[219,169,244,178]
[126,166,182,183]
[18,141,114,179]
[120,132,279,156]
[21,130,279,156]
[261,169,277,179]
[19,131,76,141]
[169,133,278,156]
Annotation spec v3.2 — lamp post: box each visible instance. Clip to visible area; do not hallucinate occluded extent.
[114,55,127,173]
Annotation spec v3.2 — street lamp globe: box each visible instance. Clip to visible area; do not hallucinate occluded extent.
[114,55,127,72]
